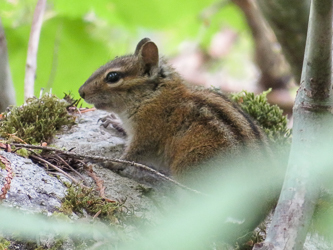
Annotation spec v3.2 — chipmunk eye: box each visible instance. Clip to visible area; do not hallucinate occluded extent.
[106,72,121,83]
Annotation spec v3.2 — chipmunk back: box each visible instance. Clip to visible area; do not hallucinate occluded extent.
[79,38,270,180]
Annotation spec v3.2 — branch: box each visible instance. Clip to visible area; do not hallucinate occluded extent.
[232,0,292,90]
[0,18,16,111]
[29,154,88,189]
[300,0,332,101]
[254,0,333,249]
[53,154,85,180]
[257,0,310,83]
[11,143,205,196]
[24,0,47,101]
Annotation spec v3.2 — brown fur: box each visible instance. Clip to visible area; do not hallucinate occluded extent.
[79,38,269,179]
[79,38,282,245]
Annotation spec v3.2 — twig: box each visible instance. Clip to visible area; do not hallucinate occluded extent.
[29,154,88,189]
[85,165,116,203]
[12,143,205,195]
[79,107,96,113]
[0,143,11,152]
[0,155,13,199]
[7,133,28,144]
[54,154,85,181]
[24,0,47,100]
[93,210,102,220]
[86,165,106,198]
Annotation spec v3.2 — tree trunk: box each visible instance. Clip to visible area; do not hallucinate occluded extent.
[0,19,16,111]
[232,0,293,90]
[24,0,46,100]
[256,0,310,84]
[254,0,333,249]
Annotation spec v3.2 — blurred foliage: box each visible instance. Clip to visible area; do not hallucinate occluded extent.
[230,89,291,144]
[0,237,10,250]
[0,94,75,144]
[0,0,249,105]
[312,190,333,240]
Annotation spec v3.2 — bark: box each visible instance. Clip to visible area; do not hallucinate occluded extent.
[232,0,293,90]
[0,19,16,111]
[254,0,333,249]
[256,0,310,83]
[24,0,47,101]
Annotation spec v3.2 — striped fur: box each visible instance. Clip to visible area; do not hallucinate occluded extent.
[79,38,269,179]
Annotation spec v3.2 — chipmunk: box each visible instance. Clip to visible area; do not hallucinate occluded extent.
[79,38,282,245]
[79,38,271,178]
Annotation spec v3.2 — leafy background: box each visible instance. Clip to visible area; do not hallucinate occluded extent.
[0,0,250,106]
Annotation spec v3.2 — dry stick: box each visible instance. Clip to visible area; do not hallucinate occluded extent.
[24,0,47,100]
[0,155,13,199]
[54,154,86,181]
[86,166,116,203]
[12,143,204,195]
[86,166,106,199]
[93,210,102,220]
[29,154,88,189]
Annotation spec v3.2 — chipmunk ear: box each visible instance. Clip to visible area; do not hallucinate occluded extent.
[134,38,151,55]
[135,38,159,75]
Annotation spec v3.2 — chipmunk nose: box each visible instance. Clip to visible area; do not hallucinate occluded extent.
[78,86,85,99]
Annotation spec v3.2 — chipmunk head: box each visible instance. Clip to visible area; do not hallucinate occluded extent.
[79,38,173,113]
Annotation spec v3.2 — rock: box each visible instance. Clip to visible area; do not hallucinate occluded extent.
[0,109,174,249]
[52,109,173,213]
[0,150,67,213]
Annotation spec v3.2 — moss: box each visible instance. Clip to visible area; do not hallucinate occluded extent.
[230,89,291,144]
[48,239,64,250]
[0,161,5,170]
[60,185,129,224]
[15,148,30,158]
[0,238,10,250]
[0,94,76,144]
[135,185,153,196]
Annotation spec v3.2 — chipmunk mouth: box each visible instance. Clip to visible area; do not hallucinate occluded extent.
[82,97,106,110]
[94,102,109,110]
[83,94,116,111]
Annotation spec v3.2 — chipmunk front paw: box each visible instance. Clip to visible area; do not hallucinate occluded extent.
[98,114,126,136]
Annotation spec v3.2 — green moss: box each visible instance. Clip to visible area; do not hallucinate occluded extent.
[61,185,128,224]
[48,239,64,250]
[15,148,30,158]
[135,185,153,196]
[230,89,291,144]
[0,238,10,250]
[0,161,5,170]
[0,95,76,144]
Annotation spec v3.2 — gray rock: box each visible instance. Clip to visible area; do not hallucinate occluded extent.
[53,110,125,158]
[0,150,67,213]
[0,109,173,249]
[52,109,173,219]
